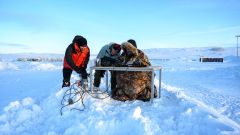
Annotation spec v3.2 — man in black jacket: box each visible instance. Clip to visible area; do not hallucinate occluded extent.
[62,35,90,89]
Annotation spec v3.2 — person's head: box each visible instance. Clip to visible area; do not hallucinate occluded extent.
[127,39,137,48]
[111,43,121,56]
[121,42,138,57]
[72,35,87,47]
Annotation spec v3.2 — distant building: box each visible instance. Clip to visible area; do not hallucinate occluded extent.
[199,57,223,62]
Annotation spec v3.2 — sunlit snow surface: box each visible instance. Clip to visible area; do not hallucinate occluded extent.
[0,47,239,135]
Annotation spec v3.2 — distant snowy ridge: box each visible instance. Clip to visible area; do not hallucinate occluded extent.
[17,57,63,62]
[143,47,237,59]
[0,53,64,62]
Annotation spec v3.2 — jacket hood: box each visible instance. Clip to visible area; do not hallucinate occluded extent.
[121,42,138,56]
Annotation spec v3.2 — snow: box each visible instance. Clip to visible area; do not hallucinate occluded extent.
[30,62,61,71]
[0,47,240,135]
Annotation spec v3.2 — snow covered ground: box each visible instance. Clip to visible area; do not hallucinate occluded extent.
[0,47,240,135]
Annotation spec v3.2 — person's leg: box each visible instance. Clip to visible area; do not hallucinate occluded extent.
[79,68,88,90]
[62,68,72,87]
[93,70,105,87]
[111,71,117,90]
[79,68,88,79]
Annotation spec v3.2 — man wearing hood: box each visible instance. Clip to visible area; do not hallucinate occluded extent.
[112,42,157,101]
[94,42,121,90]
[62,35,90,90]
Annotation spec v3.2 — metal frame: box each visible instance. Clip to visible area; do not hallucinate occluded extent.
[89,66,162,102]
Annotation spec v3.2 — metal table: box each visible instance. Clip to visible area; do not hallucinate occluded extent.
[89,66,162,102]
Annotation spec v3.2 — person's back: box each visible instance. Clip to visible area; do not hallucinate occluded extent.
[112,42,156,101]
[120,42,150,67]
[93,43,121,90]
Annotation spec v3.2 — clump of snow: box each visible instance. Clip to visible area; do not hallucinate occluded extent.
[133,106,142,119]
[0,61,62,71]
[0,62,4,70]
[0,97,42,135]
[0,62,19,71]
[30,62,61,71]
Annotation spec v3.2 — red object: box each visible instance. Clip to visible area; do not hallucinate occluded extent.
[64,43,90,69]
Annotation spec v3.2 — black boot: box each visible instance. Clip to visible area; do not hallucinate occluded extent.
[62,81,70,88]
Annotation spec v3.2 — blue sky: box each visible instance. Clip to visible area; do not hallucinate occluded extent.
[0,0,240,54]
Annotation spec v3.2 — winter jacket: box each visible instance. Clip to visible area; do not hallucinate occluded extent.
[97,43,121,66]
[111,42,156,101]
[120,42,151,67]
[112,71,157,101]
[63,43,90,72]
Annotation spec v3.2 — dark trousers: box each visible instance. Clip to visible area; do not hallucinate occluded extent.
[93,70,116,90]
[63,68,88,82]
[63,68,72,82]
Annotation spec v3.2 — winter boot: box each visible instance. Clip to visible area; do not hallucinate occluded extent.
[93,86,100,92]
[62,80,70,88]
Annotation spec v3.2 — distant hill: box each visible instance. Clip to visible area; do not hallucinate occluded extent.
[143,47,236,59]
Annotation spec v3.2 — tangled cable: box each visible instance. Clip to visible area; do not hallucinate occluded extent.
[60,80,110,115]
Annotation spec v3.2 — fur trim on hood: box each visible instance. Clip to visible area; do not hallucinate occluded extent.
[121,42,138,56]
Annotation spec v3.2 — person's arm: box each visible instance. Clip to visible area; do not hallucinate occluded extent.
[133,51,151,67]
[82,47,90,68]
[65,45,79,71]
[97,45,109,59]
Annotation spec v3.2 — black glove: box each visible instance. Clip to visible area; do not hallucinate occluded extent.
[114,59,124,67]
[101,57,116,66]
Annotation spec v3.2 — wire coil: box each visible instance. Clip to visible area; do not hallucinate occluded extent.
[60,80,110,115]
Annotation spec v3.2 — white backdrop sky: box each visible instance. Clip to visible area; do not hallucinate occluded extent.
[0,0,240,54]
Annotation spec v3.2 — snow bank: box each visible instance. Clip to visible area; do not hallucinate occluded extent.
[0,82,238,135]
[0,98,42,134]
[0,48,239,135]
[0,62,19,71]
[30,62,62,71]
[0,61,62,71]
[162,83,240,135]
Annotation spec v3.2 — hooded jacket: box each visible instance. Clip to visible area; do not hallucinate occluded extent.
[120,42,150,67]
[112,43,156,101]
[97,43,120,59]
[96,43,121,66]
[63,43,90,72]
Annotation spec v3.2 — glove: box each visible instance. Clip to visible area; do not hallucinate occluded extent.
[126,60,133,65]
[133,60,142,67]
[101,57,116,63]
[114,59,124,67]
[82,79,88,90]
[126,60,134,66]
[80,46,89,54]
[101,57,116,66]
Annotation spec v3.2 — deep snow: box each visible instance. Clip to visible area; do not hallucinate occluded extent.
[0,47,240,135]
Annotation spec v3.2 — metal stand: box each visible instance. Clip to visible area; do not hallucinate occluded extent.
[89,66,162,102]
